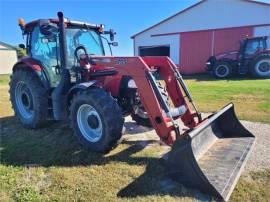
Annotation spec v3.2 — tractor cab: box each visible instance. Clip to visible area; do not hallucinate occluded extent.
[18,18,116,87]
[239,36,268,59]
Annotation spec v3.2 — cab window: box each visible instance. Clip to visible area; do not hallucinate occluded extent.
[30,26,60,87]
[245,39,265,55]
[31,26,59,63]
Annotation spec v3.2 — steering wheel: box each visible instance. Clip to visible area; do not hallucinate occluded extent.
[74,45,88,62]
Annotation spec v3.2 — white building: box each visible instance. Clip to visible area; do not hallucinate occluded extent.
[0,41,18,74]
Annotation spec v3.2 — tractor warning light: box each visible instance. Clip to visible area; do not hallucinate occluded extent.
[98,26,104,33]
[18,18,25,27]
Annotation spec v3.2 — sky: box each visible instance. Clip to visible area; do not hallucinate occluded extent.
[0,0,269,56]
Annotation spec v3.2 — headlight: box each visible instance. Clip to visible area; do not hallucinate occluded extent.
[127,79,137,88]
[84,63,91,69]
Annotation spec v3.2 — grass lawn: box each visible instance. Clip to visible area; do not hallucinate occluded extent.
[0,74,269,201]
[183,75,270,123]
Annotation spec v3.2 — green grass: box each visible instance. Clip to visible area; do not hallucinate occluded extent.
[0,74,10,85]
[231,170,270,202]
[0,74,269,201]
[183,75,270,123]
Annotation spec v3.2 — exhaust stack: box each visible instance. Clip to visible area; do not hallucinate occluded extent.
[51,12,70,120]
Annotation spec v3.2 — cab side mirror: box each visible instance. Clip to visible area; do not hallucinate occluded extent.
[110,42,118,47]
[18,44,25,49]
[109,29,116,41]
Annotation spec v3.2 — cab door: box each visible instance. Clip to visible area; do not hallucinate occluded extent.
[243,38,266,59]
[30,26,60,87]
[241,38,266,69]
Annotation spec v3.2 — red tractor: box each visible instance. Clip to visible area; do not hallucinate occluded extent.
[206,36,270,78]
[10,12,255,201]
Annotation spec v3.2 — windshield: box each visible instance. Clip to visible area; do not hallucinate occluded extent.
[66,28,104,58]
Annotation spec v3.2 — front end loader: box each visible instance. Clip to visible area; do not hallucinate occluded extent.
[10,12,255,201]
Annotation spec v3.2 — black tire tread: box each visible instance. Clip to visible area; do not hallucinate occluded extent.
[131,82,169,128]
[69,88,124,153]
[250,54,270,78]
[9,68,48,128]
[213,61,232,79]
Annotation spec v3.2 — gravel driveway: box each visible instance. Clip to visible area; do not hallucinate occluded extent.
[123,116,270,173]
[241,121,270,172]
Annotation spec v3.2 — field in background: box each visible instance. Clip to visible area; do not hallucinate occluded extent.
[0,74,269,201]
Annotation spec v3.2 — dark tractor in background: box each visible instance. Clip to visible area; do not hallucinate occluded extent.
[206,36,270,79]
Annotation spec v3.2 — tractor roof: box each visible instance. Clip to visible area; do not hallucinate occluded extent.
[24,18,104,33]
[245,36,268,41]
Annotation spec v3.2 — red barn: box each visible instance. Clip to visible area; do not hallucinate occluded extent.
[131,0,270,74]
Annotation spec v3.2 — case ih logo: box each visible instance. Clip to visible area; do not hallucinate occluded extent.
[115,58,128,65]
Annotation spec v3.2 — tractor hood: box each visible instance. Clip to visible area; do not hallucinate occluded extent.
[215,50,239,60]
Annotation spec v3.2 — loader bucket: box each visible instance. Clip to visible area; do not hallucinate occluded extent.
[166,103,255,201]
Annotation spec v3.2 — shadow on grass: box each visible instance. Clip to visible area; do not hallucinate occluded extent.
[1,116,133,167]
[0,116,208,200]
[124,121,153,135]
[182,73,267,82]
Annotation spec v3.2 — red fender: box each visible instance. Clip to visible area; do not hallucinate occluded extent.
[12,57,50,89]
[13,56,44,72]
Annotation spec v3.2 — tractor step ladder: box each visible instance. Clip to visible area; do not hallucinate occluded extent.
[238,66,248,74]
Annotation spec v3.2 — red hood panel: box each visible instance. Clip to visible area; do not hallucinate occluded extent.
[215,51,239,60]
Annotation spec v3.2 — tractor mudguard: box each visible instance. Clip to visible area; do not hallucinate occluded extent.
[67,80,97,100]
[13,58,50,89]
[165,103,255,201]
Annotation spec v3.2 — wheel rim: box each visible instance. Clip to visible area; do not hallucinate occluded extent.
[133,104,148,119]
[256,59,270,76]
[15,81,34,119]
[132,92,148,119]
[77,104,103,143]
[215,65,229,78]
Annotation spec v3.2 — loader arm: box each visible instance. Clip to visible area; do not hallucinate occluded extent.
[88,56,198,144]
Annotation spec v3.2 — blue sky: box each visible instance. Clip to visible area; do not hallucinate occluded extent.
[0,0,199,55]
[0,0,269,56]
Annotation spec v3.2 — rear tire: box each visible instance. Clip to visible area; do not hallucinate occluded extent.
[9,69,48,128]
[131,82,169,128]
[251,54,270,78]
[70,88,124,153]
[131,104,152,127]
[213,61,232,79]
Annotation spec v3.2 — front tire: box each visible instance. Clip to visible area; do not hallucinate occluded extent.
[213,61,232,79]
[9,69,48,128]
[251,54,270,78]
[70,88,124,153]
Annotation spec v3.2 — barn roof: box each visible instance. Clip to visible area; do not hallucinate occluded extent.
[131,0,270,39]
[0,41,17,50]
